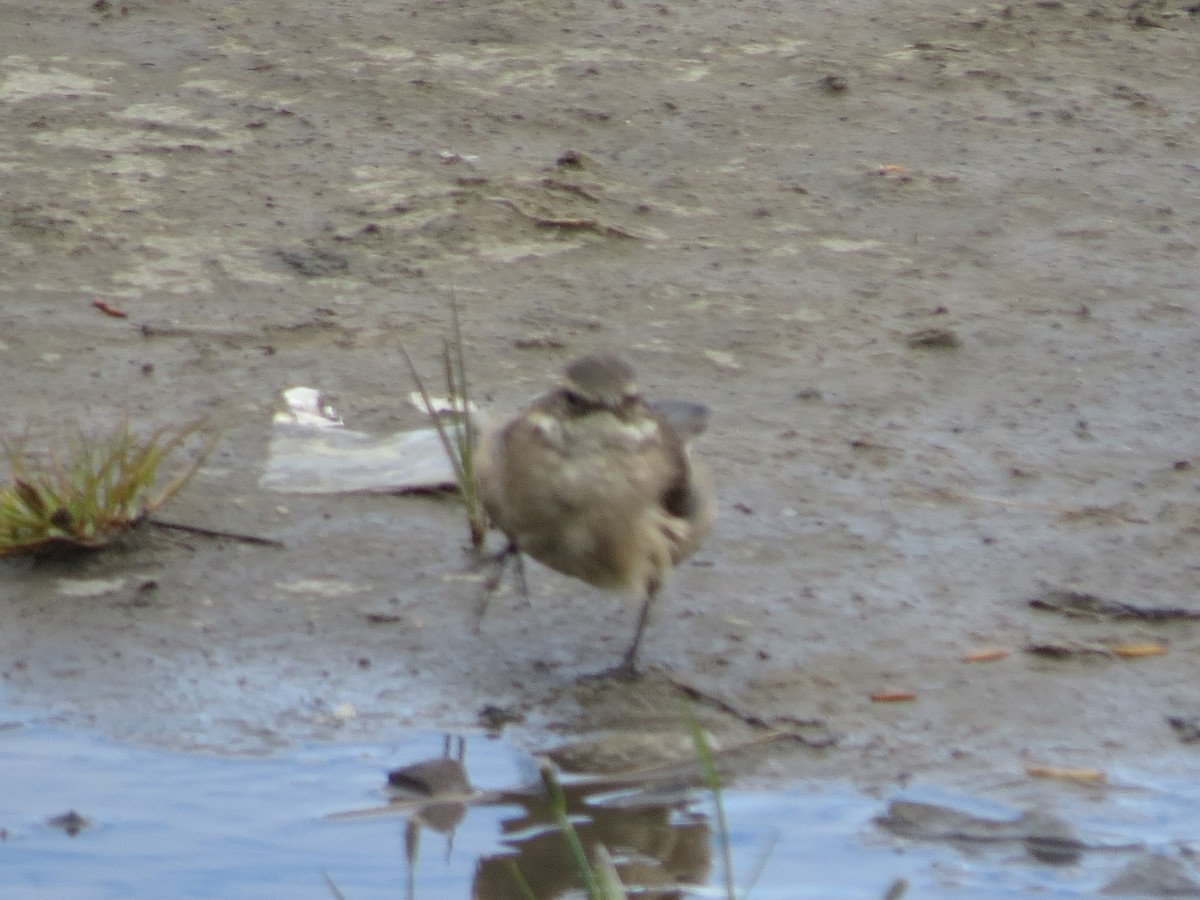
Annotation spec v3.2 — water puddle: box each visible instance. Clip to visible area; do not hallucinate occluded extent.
[3,718,1200,898]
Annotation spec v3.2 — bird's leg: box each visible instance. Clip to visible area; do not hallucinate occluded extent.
[479,540,517,592]
[511,551,529,601]
[580,586,656,681]
[618,588,655,675]
[474,540,527,630]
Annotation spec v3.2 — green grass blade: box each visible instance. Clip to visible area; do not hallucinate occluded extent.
[686,707,737,900]
[592,844,629,900]
[504,860,539,900]
[539,760,606,900]
[448,298,475,482]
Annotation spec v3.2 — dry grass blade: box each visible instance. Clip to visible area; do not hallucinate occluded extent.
[0,418,218,557]
[142,419,222,516]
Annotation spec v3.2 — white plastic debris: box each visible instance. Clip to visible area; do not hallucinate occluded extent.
[260,386,473,494]
[278,387,343,428]
[406,391,477,417]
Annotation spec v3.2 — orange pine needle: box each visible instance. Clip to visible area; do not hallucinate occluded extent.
[962,647,1010,663]
[91,298,128,318]
[1026,764,1106,783]
[1112,643,1167,658]
[871,689,916,702]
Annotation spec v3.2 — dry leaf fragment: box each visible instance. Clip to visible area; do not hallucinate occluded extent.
[46,809,92,836]
[1167,715,1200,743]
[962,647,1010,663]
[1026,764,1106,783]
[906,326,961,349]
[362,612,405,625]
[819,74,849,93]
[871,689,916,702]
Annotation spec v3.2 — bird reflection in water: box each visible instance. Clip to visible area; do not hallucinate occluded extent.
[341,734,713,899]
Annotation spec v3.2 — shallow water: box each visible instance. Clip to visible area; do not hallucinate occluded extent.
[5,716,1200,899]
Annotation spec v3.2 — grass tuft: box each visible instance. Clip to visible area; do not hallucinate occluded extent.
[0,418,217,557]
[399,301,487,549]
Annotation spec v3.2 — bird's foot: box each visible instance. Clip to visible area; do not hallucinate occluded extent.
[576,656,644,683]
[473,542,527,631]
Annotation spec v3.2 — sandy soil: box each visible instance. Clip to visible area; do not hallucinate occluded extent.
[2,0,1200,801]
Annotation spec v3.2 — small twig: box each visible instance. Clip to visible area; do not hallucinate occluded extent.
[149,518,285,548]
[927,489,1149,524]
[1030,589,1200,621]
[326,732,805,824]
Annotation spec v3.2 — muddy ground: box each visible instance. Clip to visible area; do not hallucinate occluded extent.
[2,0,1200,804]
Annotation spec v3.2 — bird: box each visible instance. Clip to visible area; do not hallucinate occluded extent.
[473,353,715,677]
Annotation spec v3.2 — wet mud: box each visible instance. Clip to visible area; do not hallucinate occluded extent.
[3,0,1200,841]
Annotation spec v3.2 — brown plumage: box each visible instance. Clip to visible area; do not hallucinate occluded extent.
[474,354,716,676]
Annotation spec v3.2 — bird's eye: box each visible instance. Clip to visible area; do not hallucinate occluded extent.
[563,390,590,411]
